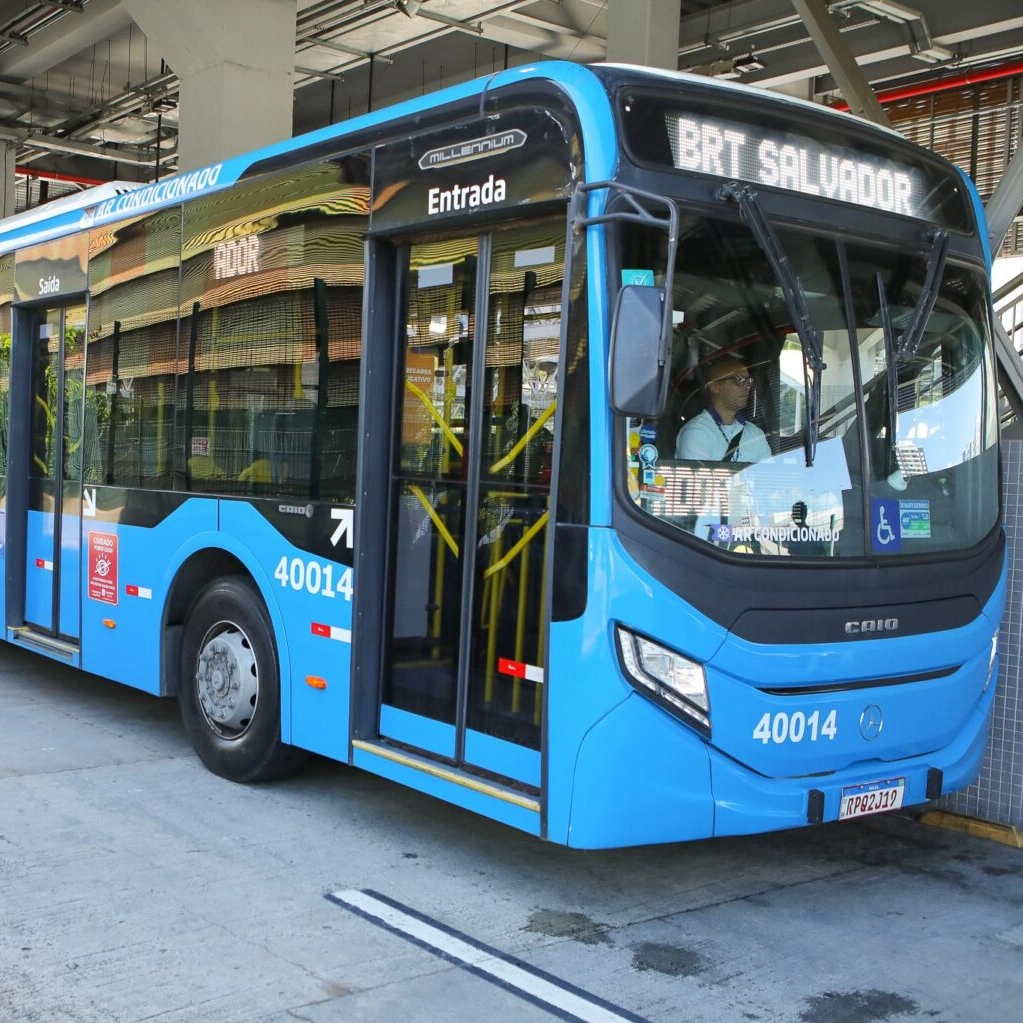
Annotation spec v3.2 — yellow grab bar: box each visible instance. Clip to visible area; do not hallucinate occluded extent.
[483,510,548,579]
[488,400,556,474]
[407,483,459,557]
[405,377,463,456]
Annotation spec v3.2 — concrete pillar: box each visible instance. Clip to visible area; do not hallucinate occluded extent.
[607,0,682,71]
[0,143,16,219]
[122,0,296,172]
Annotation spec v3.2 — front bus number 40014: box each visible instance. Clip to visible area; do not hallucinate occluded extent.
[752,709,838,745]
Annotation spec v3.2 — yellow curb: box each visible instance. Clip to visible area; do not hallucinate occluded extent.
[919,810,1023,848]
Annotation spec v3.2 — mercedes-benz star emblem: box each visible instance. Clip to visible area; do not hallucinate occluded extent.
[859,704,884,741]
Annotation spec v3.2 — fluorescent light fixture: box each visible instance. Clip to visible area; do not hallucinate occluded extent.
[856,0,917,22]
[732,54,766,74]
[911,42,953,64]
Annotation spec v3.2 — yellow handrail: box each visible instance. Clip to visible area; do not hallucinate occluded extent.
[488,400,556,474]
[481,503,549,714]
[405,377,463,457]
[483,511,548,579]
[407,483,459,557]
[483,523,505,704]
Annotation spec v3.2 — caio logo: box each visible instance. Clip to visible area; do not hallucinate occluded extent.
[844,617,899,636]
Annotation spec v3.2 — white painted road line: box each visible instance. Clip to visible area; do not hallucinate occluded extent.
[327,889,652,1023]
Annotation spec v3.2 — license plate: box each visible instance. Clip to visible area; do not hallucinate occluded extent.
[839,777,906,820]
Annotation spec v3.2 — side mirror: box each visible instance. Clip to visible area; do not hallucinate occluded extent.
[609,285,669,418]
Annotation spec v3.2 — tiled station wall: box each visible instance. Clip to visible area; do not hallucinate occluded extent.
[940,440,1023,828]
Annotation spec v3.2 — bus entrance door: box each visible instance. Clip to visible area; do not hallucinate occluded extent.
[19,301,87,643]
[373,226,561,795]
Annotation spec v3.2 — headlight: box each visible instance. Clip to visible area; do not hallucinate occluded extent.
[615,625,710,733]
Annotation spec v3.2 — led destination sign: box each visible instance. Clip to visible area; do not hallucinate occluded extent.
[667,113,925,217]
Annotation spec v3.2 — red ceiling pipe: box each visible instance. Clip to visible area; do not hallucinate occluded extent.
[829,59,1023,112]
[15,165,106,187]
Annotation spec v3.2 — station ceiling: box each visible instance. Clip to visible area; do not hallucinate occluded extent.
[0,0,1021,205]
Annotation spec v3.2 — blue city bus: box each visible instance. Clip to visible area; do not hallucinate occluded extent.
[0,61,1003,848]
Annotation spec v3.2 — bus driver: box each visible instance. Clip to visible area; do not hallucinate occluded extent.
[675,355,771,463]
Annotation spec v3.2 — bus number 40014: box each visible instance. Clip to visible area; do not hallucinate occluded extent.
[752,709,838,745]
[274,556,353,600]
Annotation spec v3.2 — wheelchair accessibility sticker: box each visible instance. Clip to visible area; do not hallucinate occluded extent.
[871,498,901,553]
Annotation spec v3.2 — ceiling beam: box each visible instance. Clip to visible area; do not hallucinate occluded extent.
[987,143,1023,254]
[0,0,131,78]
[472,11,605,62]
[788,0,890,126]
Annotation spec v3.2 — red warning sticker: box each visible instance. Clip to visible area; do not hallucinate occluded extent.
[88,532,118,605]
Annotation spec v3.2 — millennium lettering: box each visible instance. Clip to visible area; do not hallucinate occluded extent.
[418,129,527,169]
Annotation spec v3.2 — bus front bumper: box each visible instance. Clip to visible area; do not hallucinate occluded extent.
[709,677,995,837]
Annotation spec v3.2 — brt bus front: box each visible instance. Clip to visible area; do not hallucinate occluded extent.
[550,72,1002,847]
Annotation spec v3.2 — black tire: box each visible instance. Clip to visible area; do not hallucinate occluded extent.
[179,575,306,782]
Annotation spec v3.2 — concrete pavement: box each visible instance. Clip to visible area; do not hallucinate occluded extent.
[1,642,1021,1023]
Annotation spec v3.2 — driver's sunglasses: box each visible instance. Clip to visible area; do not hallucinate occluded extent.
[722,374,753,387]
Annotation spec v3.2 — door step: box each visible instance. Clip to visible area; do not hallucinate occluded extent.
[9,626,79,661]
[352,739,540,812]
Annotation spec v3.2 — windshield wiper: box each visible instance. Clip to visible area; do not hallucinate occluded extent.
[872,230,948,490]
[719,182,826,467]
[896,228,949,364]
[875,273,902,485]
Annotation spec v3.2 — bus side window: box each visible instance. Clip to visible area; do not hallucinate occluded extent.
[177,153,370,500]
[85,207,180,490]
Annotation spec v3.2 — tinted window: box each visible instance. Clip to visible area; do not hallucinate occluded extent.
[179,154,370,499]
[85,207,181,488]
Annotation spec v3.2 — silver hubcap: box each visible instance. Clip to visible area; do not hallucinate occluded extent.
[195,624,258,738]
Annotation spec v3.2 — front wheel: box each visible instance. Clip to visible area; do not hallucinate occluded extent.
[179,576,306,782]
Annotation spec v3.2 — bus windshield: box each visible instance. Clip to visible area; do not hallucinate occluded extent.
[619,212,999,558]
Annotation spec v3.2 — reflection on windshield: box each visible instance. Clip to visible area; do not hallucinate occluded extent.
[900,368,982,474]
[645,437,850,555]
[620,212,998,559]
[863,331,985,478]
